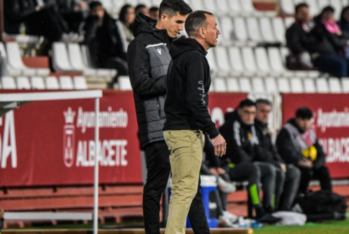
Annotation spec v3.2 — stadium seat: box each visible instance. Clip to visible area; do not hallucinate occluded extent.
[241,47,258,75]
[53,43,75,73]
[306,0,320,17]
[59,76,74,90]
[31,76,45,90]
[0,42,21,77]
[284,17,295,29]
[277,78,291,93]
[151,0,162,6]
[190,0,204,10]
[331,0,343,20]
[228,47,247,76]
[290,78,304,93]
[246,17,262,43]
[239,78,252,92]
[206,49,218,75]
[272,17,286,44]
[214,78,227,92]
[111,0,126,16]
[303,78,317,93]
[1,76,16,89]
[316,78,330,93]
[220,17,234,45]
[6,42,50,76]
[45,76,60,89]
[255,47,271,75]
[73,76,88,90]
[328,78,342,93]
[233,17,250,46]
[308,70,321,78]
[202,0,218,14]
[214,47,231,76]
[216,0,231,16]
[125,0,139,7]
[67,43,96,77]
[264,77,278,93]
[118,76,132,90]
[318,0,330,10]
[101,0,114,15]
[280,0,295,15]
[16,76,31,89]
[140,0,152,7]
[240,0,265,16]
[251,77,265,93]
[259,17,275,43]
[227,78,240,92]
[341,78,349,93]
[267,47,293,77]
[280,47,289,66]
[228,0,243,16]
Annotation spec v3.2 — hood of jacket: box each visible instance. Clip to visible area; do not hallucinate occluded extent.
[170,37,207,59]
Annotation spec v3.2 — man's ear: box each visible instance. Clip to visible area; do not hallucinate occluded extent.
[199,27,206,39]
[160,13,168,22]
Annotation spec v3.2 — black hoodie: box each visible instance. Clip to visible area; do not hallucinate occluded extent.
[163,37,219,138]
[128,14,172,149]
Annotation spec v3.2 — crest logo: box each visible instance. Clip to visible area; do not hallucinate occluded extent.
[63,107,76,168]
[157,48,162,55]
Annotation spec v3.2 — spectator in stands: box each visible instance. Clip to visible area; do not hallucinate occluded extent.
[276,107,332,195]
[119,5,136,44]
[135,4,150,16]
[82,1,128,87]
[338,6,349,35]
[219,99,280,223]
[149,7,160,20]
[286,3,349,78]
[56,0,88,33]
[254,99,301,211]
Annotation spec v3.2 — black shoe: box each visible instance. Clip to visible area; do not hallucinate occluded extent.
[257,213,282,224]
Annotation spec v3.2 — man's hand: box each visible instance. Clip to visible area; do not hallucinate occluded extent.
[298,159,312,168]
[211,134,226,157]
[280,163,287,172]
[210,168,219,176]
[0,208,4,219]
[217,167,226,174]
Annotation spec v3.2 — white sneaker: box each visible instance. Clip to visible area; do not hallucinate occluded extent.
[218,177,236,194]
[218,215,235,227]
[223,211,239,224]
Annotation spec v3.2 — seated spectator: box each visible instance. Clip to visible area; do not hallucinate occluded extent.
[219,99,280,224]
[286,3,349,78]
[149,7,160,20]
[276,107,332,195]
[254,99,301,211]
[56,0,88,33]
[338,6,349,36]
[82,1,128,87]
[135,4,149,16]
[119,4,136,44]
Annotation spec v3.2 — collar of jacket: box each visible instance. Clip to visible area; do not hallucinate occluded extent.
[288,118,306,134]
[255,118,268,131]
[133,13,170,43]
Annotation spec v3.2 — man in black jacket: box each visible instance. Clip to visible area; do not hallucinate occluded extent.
[128,1,198,234]
[276,107,332,194]
[219,99,280,223]
[254,99,301,211]
[163,11,226,234]
[286,3,349,77]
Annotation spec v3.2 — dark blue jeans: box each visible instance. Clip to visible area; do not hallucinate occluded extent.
[313,54,348,78]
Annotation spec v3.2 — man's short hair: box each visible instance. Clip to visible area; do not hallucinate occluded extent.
[256,99,272,108]
[295,3,309,14]
[159,0,192,19]
[135,4,147,14]
[238,99,256,109]
[295,107,313,120]
[185,10,213,37]
[89,1,102,10]
[150,6,159,13]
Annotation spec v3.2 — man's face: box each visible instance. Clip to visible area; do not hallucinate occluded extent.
[138,7,149,16]
[162,12,187,38]
[296,118,313,132]
[150,10,159,20]
[203,14,220,48]
[296,6,310,22]
[91,6,105,19]
[238,106,257,125]
[256,103,271,124]
[323,11,335,24]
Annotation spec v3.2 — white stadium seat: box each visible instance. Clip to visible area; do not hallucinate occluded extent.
[255,47,271,76]
[118,76,132,90]
[111,0,126,15]
[228,47,246,76]
[342,78,349,93]
[214,47,231,76]
[67,43,96,77]
[53,43,75,73]
[233,17,249,45]
[220,17,234,45]
[272,17,286,44]
[290,78,304,93]
[306,0,320,17]
[190,0,204,11]
[202,0,218,14]
[216,0,231,16]
[206,49,218,75]
[277,78,291,93]
[240,0,263,16]
[139,0,152,7]
[59,76,74,90]
[264,77,278,93]
[331,0,343,20]
[251,77,266,93]
[151,0,161,6]
[303,78,317,93]
[0,42,21,76]
[246,17,262,43]
[73,76,88,90]
[46,76,60,89]
[280,0,295,15]
[1,76,16,89]
[316,78,330,93]
[239,78,252,92]
[214,78,227,92]
[328,78,342,93]
[228,0,243,16]
[125,0,139,6]
[318,0,330,10]
[16,76,31,89]
[31,76,45,89]
[267,47,293,77]
[342,0,349,7]
[227,78,240,92]
[259,17,275,43]
[241,47,258,75]
[284,17,295,29]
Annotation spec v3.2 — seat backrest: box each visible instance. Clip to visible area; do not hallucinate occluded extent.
[214,78,227,92]
[80,45,94,68]
[101,0,113,13]
[206,49,218,74]
[190,0,204,10]
[220,17,234,41]
[341,77,349,93]
[227,78,240,92]
[239,0,255,14]
[1,76,16,89]
[255,47,270,72]
[328,78,342,93]
[241,47,257,72]
[16,76,31,89]
[251,77,265,93]
[290,78,304,93]
[111,0,126,14]
[280,0,295,15]
[67,43,85,70]
[119,76,132,90]
[331,0,343,20]
[284,17,295,29]
[259,17,275,42]
[239,78,252,92]
[31,76,45,89]
[277,78,291,93]
[228,0,242,13]
[202,0,217,13]
[303,78,316,93]
[316,78,329,93]
[59,76,74,90]
[318,0,330,10]
[267,47,285,72]
[214,47,230,72]
[233,17,248,42]
[264,77,278,93]
[73,76,88,90]
[53,43,73,71]
[216,0,231,15]
[246,17,262,42]
[280,47,289,66]
[228,47,244,72]
[0,41,7,59]
[6,42,26,69]
[305,0,320,17]
[272,17,286,44]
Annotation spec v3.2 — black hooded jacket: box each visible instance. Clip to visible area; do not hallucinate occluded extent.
[128,14,172,149]
[163,37,219,138]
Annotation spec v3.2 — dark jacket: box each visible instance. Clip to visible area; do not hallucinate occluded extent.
[286,21,337,55]
[276,118,326,169]
[128,14,171,149]
[163,37,219,138]
[4,0,37,34]
[83,12,126,67]
[219,111,259,165]
[254,119,283,168]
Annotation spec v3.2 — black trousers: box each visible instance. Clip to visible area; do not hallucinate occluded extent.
[298,165,332,194]
[143,141,209,234]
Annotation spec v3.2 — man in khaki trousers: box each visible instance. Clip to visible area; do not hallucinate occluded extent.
[163,11,227,234]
